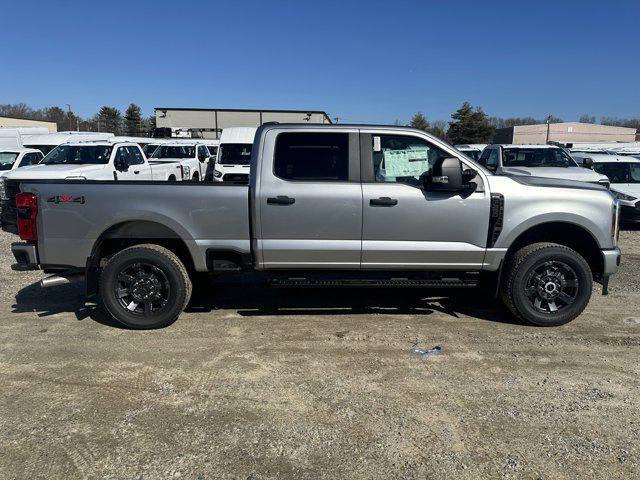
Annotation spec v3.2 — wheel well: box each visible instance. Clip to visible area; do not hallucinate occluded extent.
[86,221,195,295]
[506,222,603,278]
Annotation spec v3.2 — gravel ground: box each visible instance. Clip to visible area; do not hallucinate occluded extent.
[0,230,639,479]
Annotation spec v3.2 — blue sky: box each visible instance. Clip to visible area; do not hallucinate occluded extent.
[2,0,639,123]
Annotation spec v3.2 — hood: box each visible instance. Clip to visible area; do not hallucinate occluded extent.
[2,163,106,180]
[611,183,640,199]
[501,166,607,183]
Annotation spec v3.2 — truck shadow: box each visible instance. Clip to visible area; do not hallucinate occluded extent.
[12,275,522,328]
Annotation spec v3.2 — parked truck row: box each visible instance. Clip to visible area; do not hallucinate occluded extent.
[1,124,621,330]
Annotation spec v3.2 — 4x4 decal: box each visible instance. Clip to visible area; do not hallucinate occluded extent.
[47,195,85,204]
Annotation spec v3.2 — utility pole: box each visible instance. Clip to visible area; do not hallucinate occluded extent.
[545,114,552,143]
[66,104,72,131]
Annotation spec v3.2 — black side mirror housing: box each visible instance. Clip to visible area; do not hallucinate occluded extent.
[114,157,128,172]
[424,157,472,192]
[582,157,594,169]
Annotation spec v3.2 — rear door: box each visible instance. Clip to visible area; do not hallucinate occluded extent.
[256,128,362,269]
[360,131,491,270]
[115,146,152,180]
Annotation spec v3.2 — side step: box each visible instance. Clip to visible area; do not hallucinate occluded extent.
[270,273,479,288]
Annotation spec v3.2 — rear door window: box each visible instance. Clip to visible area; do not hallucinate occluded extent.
[274,132,349,181]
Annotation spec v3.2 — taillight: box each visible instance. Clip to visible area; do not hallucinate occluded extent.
[16,192,38,241]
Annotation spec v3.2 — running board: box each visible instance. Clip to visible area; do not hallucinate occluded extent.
[270,273,479,288]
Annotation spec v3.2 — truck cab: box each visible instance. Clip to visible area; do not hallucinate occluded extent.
[0,148,44,177]
[148,142,209,181]
[479,144,610,187]
[212,127,256,183]
[2,141,160,181]
[22,132,115,156]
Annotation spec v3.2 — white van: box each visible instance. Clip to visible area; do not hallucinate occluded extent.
[22,131,114,156]
[0,126,51,149]
[212,127,256,183]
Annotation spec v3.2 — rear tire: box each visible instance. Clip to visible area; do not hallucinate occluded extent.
[98,244,192,329]
[500,242,592,327]
[192,172,199,182]
[168,175,176,182]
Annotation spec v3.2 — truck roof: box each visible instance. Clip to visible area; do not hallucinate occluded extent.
[489,144,562,149]
[0,147,42,154]
[571,153,640,163]
[219,127,258,144]
[23,132,114,145]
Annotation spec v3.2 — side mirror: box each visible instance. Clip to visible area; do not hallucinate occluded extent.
[424,157,469,192]
[582,157,594,169]
[114,157,128,172]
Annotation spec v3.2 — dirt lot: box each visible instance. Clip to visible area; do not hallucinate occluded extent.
[1,230,639,479]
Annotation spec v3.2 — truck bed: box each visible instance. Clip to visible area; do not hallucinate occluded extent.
[3,179,250,271]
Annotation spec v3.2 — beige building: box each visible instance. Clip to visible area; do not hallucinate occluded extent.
[155,107,332,139]
[494,122,636,145]
[0,116,57,132]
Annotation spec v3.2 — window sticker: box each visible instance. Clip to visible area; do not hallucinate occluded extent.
[373,136,381,152]
[381,148,430,178]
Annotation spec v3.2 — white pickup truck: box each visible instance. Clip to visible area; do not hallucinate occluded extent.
[0,148,45,177]
[148,142,211,181]
[1,140,181,181]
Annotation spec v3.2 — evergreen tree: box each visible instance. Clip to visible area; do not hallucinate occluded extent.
[410,112,430,132]
[579,114,596,124]
[96,106,122,134]
[447,102,494,144]
[124,104,143,136]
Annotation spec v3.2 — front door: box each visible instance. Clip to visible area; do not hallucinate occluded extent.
[257,129,362,269]
[115,146,152,180]
[360,132,491,270]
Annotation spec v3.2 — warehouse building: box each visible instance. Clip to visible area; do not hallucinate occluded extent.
[154,107,332,139]
[0,116,57,132]
[493,122,636,144]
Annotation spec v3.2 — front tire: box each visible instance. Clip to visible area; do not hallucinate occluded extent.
[99,244,192,329]
[500,243,592,326]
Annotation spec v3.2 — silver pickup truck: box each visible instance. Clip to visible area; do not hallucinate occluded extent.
[1,124,621,329]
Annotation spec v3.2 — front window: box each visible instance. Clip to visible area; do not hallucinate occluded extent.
[25,145,55,156]
[41,145,113,165]
[594,162,640,184]
[502,148,577,168]
[218,143,252,165]
[373,134,448,187]
[0,152,19,170]
[151,145,195,159]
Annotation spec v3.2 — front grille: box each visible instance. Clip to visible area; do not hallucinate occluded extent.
[0,180,21,234]
[222,173,249,183]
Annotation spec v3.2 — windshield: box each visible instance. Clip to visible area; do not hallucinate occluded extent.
[503,148,577,168]
[0,152,19,170]
[151,145,195,159]
[594,162,640,184]
[25,144,55,156]
[143,144,162,157]
[218,143,252,165]
[41,145,113,165]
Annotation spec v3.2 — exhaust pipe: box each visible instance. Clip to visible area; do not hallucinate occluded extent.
[40,273,85,288]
